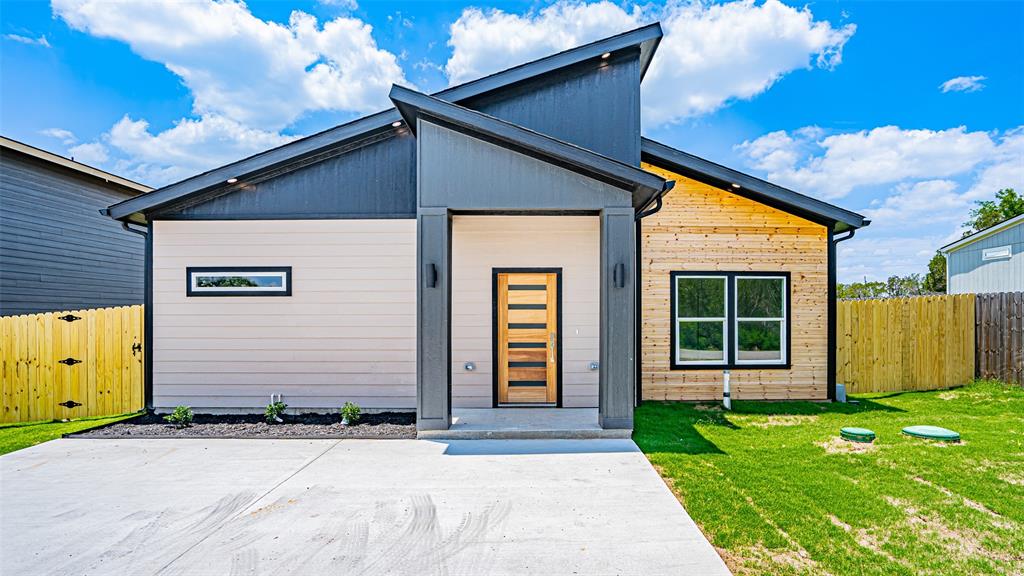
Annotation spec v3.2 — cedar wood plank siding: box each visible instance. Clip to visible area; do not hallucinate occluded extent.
[151,219,416,411]
[641,164,829,400]
[1,150,144,315]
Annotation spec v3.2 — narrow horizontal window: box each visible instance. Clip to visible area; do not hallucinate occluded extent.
[186,267,292,297]
[982,245,1012,261]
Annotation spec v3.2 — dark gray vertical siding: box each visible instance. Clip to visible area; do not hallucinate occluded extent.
[417,122,630,210]
[463,52,642,165]
[164,134,416,219]
[0,151,144,315]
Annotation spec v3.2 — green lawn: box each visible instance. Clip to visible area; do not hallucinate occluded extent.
[0,413,139,456]
[635,381,1024,576]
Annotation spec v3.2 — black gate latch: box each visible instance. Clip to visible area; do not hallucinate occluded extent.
[58,400,82,408]
[58,357,82,366]
[58,314,81,322]
[132,342,142,356]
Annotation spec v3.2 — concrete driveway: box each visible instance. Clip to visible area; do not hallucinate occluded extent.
[1,438,730,576]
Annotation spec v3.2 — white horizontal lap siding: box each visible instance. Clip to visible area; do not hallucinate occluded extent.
[451,216,600,408]
[151,219,416,412]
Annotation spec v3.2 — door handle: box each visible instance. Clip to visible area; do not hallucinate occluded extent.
[549,332,556,363]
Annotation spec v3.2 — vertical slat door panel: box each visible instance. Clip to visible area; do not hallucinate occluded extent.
[497,272,559,405]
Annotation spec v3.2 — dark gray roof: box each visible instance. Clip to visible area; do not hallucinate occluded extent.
[106,23,664,223]
[640,137,868,233]
[390,85,671,208]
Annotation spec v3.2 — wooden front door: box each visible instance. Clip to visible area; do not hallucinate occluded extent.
[495,270,560,405]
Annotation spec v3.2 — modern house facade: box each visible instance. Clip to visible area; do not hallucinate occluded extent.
[940,214,1023,295]
[1,136,152,316]
[104,24,867,432]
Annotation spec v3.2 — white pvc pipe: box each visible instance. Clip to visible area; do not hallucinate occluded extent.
[722,370,731,410]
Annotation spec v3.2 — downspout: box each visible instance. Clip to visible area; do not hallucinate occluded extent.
[633,180,675,406]
[106,210,153,411]
[828,226,858,401]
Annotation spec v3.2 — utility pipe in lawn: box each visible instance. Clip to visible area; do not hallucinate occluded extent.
[722,370,731,410]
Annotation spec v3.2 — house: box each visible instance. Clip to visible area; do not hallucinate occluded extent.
[940,214,1023,294]
[103,24,868,432]
[1,136,152,316]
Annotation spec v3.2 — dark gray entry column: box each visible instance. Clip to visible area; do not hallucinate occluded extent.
[599,207,636,429]
[417,207,451,431]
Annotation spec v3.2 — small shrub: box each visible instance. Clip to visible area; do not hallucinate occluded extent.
[340,402,361,425]
[265,401,287,423]
[164,406,193,428]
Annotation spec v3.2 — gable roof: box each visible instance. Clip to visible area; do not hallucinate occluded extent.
[390,85,671,208]
[640,137,868,233]
[106,23,663,223]
[939,213,1024,254]
[1,136,151,195]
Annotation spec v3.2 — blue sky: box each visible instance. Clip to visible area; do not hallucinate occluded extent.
[2,0,1022,283]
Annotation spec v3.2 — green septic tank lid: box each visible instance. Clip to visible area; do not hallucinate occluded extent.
[840,427,876,443]
[902,425,960,442]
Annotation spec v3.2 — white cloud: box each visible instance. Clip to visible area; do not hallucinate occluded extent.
[736,125,1024,281]
[318,0,358,10]
[4,33,51,47]
[102,115,296,186]
[444,0,854,126]
[40,128,77,145]
[52,0,407,131]
[940,75,986,93]
[51,0,407,186]
[737,125,1000,199]
[68,142,109,165]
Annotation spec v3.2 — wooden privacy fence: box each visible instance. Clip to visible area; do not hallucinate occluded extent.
[1,305,144,424]
[836,294,976,394]
[976,292,1023,385]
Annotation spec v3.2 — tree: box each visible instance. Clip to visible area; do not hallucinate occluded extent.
[963,188,1024,235]
[884,274,923,297]
[837,280,887,299]
[922,252,946,294]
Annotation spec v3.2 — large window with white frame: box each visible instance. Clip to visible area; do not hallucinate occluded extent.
[670,271,790,369]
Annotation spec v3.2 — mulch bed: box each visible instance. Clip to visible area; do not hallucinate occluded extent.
[71,412,416,439]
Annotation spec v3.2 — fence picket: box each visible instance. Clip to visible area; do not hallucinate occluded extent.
[0,305,144,424]
[837,294,977,393]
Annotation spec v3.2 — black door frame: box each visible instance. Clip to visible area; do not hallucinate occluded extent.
[491,267,563,408]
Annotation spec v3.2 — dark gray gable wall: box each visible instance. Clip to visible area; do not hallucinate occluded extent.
[161,133,416,219]
[460,50,642,165]
[0,150,144,315]
[154,50,643,220]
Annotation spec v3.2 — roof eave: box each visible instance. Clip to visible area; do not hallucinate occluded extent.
[939,213,1024,253]
[640,137,868,233]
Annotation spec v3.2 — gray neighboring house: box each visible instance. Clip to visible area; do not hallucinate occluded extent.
[0,136,153,316]
[940,214,1023,294]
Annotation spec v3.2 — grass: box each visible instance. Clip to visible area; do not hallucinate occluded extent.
[0,412,140,456]
[634,381,1024,576]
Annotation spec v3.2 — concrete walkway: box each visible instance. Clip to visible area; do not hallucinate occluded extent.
[1,438,730,576]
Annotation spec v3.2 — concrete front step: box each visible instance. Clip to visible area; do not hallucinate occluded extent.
[417,427,632,440]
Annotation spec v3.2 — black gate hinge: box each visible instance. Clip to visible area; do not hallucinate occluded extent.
[132,342,142,356]
[57,314,81,322]
[58,357,82,366]
[58,400,82,409]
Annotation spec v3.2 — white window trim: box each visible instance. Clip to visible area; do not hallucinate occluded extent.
[733,275,788,366]
[981,245,1012,261]
[674,275,728,366]
[188,270,290,294]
